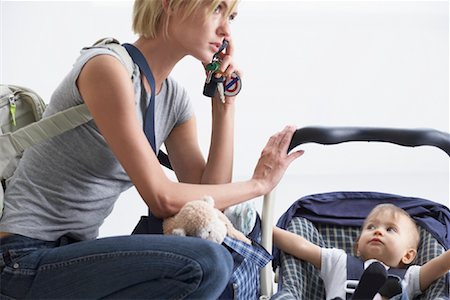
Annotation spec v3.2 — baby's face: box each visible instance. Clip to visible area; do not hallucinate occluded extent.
[357,211,417,267]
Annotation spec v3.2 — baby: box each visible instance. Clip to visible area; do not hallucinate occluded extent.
[273,203,450,299]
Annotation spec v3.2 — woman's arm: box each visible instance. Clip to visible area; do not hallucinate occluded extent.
[164,117,205,184]
[166,40,237,185]
[163,101,235,185]
[273,226,322,269]
[418,249,450,292]
[77,55,304,218]
[200,38,238,184]
[202,99,235,183]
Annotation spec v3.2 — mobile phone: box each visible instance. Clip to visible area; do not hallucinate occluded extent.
[204,39,242,98]
[214,40,228,58]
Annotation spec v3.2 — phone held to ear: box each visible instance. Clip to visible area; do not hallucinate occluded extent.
[203,40,242,102]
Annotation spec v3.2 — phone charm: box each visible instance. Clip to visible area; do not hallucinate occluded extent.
[205,61,220,83]
[203,67,242,100]
[202,39,242,100]
[224,73,242,97]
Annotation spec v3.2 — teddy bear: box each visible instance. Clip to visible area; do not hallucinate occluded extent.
[162,196,251,245]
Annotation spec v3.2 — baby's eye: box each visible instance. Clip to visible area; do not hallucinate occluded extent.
[387,227,398,233]
[366,224,376,230]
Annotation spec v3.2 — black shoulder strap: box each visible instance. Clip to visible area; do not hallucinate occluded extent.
[387,267,408,278]
[347,255,408,279]
[347,255,365,281]
[122,43,172,170]
[346,255,364,299]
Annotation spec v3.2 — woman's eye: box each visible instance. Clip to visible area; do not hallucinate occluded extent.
[214,4,222,14]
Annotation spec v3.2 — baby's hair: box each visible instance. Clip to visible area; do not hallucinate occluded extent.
[363,203,420,249]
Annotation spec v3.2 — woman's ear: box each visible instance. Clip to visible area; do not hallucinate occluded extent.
[401,248,417,265]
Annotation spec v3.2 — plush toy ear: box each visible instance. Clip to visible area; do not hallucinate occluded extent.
[202,196,215,206]
[172,228,187,236]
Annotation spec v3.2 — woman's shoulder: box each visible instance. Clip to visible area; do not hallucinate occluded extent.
[76,45,133,73]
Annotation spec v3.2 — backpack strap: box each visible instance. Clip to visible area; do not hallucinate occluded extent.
[121,43,172,170]
[0,104,92,180]
[122,43,157,153]
[4,38,133,156]
[7,104,91,153]
[7,38,172,169]
[98,39,172,169]
[90,37,134,76]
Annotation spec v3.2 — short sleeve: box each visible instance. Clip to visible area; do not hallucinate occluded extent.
[404,265,421,299]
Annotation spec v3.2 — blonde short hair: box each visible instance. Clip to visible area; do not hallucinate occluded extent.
[363,203,420,249]
[133,0,238,39]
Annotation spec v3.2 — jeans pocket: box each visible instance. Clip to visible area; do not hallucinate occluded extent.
[3,247,39,275]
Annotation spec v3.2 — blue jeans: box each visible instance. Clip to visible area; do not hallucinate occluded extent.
[0,234,233,299]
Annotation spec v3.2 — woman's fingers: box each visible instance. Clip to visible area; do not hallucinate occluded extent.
[224,38,234,57]
[253,126,304,194]
[215,55,237,79]
[271,125,296,151]
[215,39,238,79]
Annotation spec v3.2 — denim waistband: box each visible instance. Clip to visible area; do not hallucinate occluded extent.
[0,234,80,272]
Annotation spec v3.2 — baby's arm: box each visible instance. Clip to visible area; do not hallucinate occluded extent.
[273,226,322,269]
[419,249,450,292]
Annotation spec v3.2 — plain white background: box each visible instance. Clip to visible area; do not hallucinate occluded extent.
[1,1,449,237]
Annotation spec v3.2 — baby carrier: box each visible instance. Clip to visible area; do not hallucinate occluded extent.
[271,126,450,300]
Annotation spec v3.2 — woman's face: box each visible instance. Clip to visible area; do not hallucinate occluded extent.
[168,0,238,62]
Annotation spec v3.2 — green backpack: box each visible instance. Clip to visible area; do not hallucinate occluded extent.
[0,38,133,217]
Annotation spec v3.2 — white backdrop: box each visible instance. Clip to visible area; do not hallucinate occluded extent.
[1,1,449,237]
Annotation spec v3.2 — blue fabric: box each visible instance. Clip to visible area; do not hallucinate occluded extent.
[132,213,272,299]
[223,237,271,269]
[0,234,233,299]
[122,43,172,170]
[274,191,450,269]
[122,43,156,153]
[221,236,272,299]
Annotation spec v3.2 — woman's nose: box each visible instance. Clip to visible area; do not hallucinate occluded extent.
[218,19,231,38]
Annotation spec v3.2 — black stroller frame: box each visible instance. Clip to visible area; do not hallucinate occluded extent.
[259,126,450,299]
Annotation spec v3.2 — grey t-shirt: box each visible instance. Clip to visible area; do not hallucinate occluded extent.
[0,47,193,241]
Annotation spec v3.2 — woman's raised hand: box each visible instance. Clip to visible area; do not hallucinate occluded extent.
[252,125,304,195]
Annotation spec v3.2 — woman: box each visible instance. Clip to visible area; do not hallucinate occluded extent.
[0,0,303,298]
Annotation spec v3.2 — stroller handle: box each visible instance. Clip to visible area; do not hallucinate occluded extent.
[288,127,450,157]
